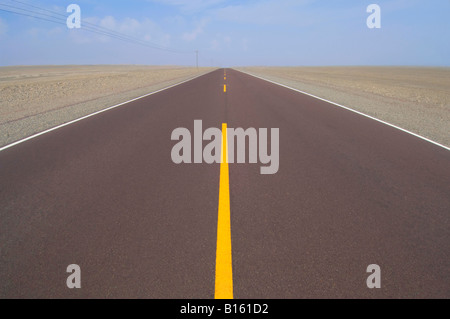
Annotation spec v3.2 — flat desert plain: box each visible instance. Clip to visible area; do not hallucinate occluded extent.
[1,66,449,148]
[238,67,450,147]
[0,65,214,148]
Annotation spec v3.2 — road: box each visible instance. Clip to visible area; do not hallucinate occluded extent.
[0,68,449,298]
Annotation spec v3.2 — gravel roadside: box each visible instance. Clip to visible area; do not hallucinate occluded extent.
[235,67,450,148]
[0,66,215,148]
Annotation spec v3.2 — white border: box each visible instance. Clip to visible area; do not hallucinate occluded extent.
[235,69,450,152]
[0,71,213,152]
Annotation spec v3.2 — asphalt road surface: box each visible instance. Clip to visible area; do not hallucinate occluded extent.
[0,69,449,298]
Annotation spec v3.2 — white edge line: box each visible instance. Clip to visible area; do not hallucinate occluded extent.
[234,69,450,152]
[0,71,214,152]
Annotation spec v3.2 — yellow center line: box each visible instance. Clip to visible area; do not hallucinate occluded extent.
[224,84,227,93]
[215,123,233,299]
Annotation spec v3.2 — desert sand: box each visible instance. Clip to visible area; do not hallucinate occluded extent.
[237,67,450,147]
[0,65,214,148]
[1,66,449,148]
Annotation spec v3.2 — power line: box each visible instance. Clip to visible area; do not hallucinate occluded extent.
[195,50,198,69]
[0,8,66,26]
[11,0,191,54]
[0,6,162,49]
[0,0,194,54]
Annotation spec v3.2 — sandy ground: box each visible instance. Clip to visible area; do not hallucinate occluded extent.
[1,66,448,149]
[236,67,450,147]
[0,65,214,148]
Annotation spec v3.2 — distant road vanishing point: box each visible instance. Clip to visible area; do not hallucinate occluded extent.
[0,69,449,298]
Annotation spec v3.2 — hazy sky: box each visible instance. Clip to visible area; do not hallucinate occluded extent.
[0,0,449,66]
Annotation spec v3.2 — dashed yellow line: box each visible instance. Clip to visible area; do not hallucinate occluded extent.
[224,84,227,93]
[215,123,233,299]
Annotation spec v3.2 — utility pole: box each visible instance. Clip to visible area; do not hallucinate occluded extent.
[195,50,199,69]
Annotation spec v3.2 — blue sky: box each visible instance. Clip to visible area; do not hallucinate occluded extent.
[0,0,449,66]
